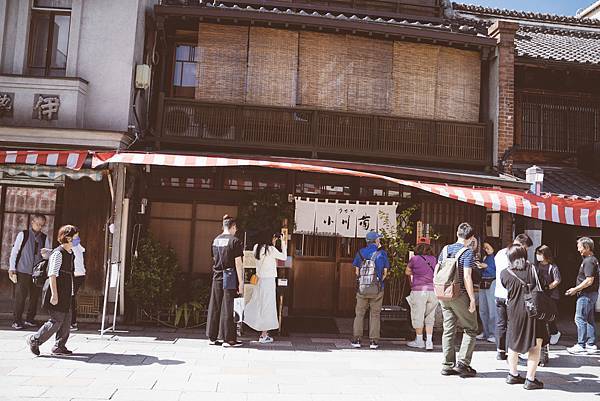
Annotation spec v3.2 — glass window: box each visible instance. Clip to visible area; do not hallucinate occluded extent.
[173,45,197,88]
[28,11,71,77]
[34,0,72,9]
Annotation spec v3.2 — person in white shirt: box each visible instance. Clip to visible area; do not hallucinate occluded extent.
[495,233,533,361]
[71,243,86,331]
[244,232,287,344]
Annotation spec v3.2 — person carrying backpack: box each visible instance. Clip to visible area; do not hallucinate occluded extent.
[351,231,389,350]
[434,222,479,378]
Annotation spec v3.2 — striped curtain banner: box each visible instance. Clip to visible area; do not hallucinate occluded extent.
[0,150,88,170]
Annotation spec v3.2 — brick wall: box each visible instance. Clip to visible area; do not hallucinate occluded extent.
[489,21,519,173]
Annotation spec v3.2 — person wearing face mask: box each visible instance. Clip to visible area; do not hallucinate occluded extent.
[475,238,498,344]
[27,225,79,356]
[70,237,86,331]
[535,245,561,345]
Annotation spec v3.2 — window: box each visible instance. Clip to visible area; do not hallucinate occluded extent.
[172,45,197,97]
[28,5,71,77]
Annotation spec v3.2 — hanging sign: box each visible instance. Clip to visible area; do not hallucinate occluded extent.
[335,202,358,237]
[294,199,317,234]
[315,201,338,236]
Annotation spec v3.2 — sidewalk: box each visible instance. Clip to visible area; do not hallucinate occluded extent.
[0,318,598,401]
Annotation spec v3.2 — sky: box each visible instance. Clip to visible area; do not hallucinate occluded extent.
[460,0,595,16]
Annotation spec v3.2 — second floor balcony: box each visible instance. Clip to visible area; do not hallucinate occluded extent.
[155,96,492,168]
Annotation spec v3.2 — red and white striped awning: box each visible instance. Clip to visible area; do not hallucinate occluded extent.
[0,150,87,170]
[92,152,600,228]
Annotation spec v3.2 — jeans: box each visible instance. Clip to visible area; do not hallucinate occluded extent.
[478,280,496,338]
[575,292,598,347]
[353,290,384,340]
[440,292,479,368]
[13,272,39,324]
[34,309,71,350]
[495,297,507,352]
[71,276,85,325]
[206,278,237,343]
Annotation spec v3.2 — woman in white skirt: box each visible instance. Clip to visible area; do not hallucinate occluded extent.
[244,232,287,344]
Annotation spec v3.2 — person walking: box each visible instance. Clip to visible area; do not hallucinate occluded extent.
[495,233,533,360]
[244,232,287,344]
[566,237,599,355]
[8,214,52,330]
[406,241,438,350]
[351,231,389,350]
[27,225,79,356]
[438,222,479,378]
[476,238,498,344]
[501,244,549,390]
[535,245,561,345]
[70,240,86,331]
[206,215,244,348]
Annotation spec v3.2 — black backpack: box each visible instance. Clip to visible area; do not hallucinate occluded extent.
[32,259,49,288]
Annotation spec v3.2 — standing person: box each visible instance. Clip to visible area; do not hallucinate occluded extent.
[565,237,599,355]
[476,238,498,343]
[351,231,389,350]
[244,232,287,344]
[535,245,561,345]
[438,222,479,378]
[8,214,52,330]
[495,233,533,360]
[27,225,79,356]
[500,244,549,390]
[206,215,244,348]
[71,241,86,331]
[406,241,438,350]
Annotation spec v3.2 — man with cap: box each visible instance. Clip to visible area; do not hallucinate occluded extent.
[351,230,389,349]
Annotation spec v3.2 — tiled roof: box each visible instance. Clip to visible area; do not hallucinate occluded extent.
[516,26,600,65]
[195,3,484,36]
[513,166,600,199]
[453,2,600,27]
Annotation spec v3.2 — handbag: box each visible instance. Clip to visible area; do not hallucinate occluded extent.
[508,266,557,322]
[479,278,494,290]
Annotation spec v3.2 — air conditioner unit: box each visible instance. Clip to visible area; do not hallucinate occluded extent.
[164,107,192,137]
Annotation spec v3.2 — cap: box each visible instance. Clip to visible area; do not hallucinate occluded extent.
[366,231,382,242]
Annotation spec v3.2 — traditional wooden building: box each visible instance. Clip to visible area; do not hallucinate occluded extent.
[135,0,536,318]
[454,2,600,312]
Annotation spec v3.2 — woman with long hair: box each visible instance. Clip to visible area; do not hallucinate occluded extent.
[244,231,287,343]
[535,245,561,345]
[500,244,549,390]
[476,238,498,343]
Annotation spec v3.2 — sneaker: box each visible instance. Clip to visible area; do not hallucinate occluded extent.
[496,351,508,361]
[350,338,361,348]
[453,362,477,378]
[549,331,561,345]
[441,367,460,376]
[208,339,223,346]
[407,340,425,349]
[567,344,587,355]
[222,341,243,348]
[23,321,37,328]
[425,340,434,351]
[369,340,379,350]
[12,322,24,330]
[523,378,544,390]
[258,336,274,344]
[506,373,526,385]
[586,344,598,354]
[70,323,78,331]
[27,336,40,356]
[476,333,486,340]
[486,336,496,343]
[51,347,73,356]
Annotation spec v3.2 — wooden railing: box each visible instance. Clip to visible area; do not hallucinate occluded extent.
[157,96,491,166]
[517,91,600,154]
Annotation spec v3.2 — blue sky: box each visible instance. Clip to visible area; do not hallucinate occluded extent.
[461,0,595,16]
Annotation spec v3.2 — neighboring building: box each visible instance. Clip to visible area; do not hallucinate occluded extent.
[0,0,154,319]
[453,2,600,313]
[139,0,531,317]
[577,1,600,19]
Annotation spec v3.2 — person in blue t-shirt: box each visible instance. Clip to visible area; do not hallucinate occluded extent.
[350,231,389,350]
[476,238,498,343]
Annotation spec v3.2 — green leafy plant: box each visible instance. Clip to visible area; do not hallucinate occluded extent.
[127,236,179,315]
[170,276,211,328]
[238,192,295,235]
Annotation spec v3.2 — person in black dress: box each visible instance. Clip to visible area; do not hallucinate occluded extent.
[500,244,549,390]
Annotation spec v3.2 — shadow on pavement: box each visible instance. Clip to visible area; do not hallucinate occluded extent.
[479,369,600,394]
[40,352,185,366]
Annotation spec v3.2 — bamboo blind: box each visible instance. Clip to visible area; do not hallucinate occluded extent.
[298,32,349,110]
[347,36,393,114]
[435,47,481,122]
[392,41,439,119]
[246,27,299,107]
[195,23,248,103]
